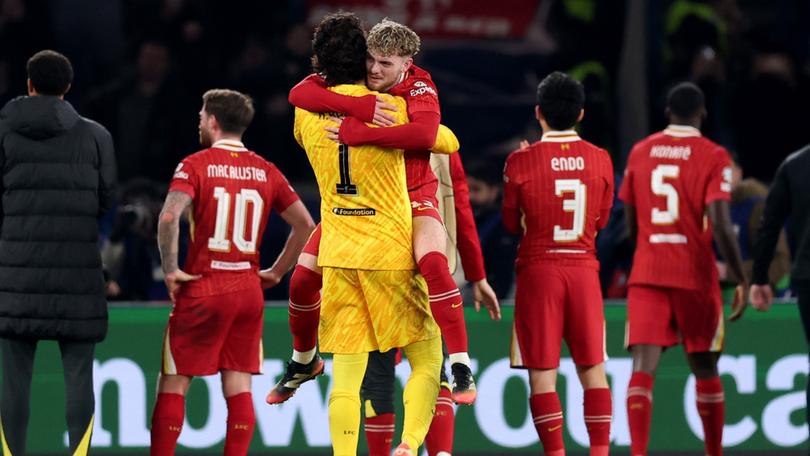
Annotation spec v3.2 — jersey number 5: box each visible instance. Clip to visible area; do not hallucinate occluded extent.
[336,144,358,195]
[651,164,679,225]
[553,179,587,242]
[208,187,264,253]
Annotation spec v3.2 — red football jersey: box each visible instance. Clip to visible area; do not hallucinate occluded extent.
[503,131,614,269]
[389,65,441,192]
[618,125,732,290]
[168,139,300,298]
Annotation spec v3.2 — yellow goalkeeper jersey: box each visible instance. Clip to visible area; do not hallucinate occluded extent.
[294,84,411,270]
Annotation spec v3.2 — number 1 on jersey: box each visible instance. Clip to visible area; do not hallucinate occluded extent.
[208,187,264,253]
[336,144,358,195]
[553,179,587,242]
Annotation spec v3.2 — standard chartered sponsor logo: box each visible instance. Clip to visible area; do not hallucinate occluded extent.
[79,354,807,449]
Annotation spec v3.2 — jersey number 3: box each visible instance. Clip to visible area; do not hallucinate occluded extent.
[208,187,264,253]
[553,179,587,242]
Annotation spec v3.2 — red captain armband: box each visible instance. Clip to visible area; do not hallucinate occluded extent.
[289,74,376,122]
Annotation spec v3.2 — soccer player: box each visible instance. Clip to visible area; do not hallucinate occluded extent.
[150,89,314,455]
[361,151,501,456]
[273,18,493,404]
[293,13,444,456]
[619,82,748,456]
[503,72,615,456]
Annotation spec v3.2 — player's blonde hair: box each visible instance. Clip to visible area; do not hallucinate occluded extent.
[366,18,420,57]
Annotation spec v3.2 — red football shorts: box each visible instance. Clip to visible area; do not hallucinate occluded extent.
[302,223,321,256]
[511,262,606,369]
[409,186,442,223]
[625,284,724,353]
[161,286,264,376]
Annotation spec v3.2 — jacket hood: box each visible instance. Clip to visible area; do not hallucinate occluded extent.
[1,96,81,139]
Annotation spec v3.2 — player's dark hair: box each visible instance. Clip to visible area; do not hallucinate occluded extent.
[666,82,705,119]
[536,71,585,131]
[311,12,367,86]
[202,89,255,135]
[27,50,73,96]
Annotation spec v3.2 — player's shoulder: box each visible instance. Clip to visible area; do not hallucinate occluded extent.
[784,144,810,167]
[180,147,216,165]
[505,141,538,171]
[403,65,438,95]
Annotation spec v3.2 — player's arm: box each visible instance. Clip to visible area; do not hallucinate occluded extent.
[158,191,200,301]
[624,204,638,243]
[450,154,501,320]
[751,161,792,310]
[709,199,748,320]
[94,124,117,217]
[430,124,459,155]
[748,200,790,285]
[597,156,615,230]
[501,156,522,234]
[259,200,316,288]
[288,73,395,124]
[338,110,440,150]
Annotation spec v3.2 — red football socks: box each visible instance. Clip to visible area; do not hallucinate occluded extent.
[224,392,255,456]
[696,377,725,456]
[365,413,395,456]
[530,392,565,456]
[584,388,612,456]
[627,372,654,456]
[425,387,455,455]
[150,393,185,456]
[418,252,467,354]
[288,264,322,354]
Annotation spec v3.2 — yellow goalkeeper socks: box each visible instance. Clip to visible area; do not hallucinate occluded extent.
[329,352,369,456]
[401,336,442,450]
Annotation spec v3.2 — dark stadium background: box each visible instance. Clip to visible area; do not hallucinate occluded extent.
[3,0,810,454]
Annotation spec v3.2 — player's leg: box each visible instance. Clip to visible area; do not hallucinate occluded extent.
[412,212,473,404]
[220,286,266,456]
[221,370,255,456]
[625,286,677,456]
[513,263,566,455]
[678,288,725,456]
[152,293,225,455]
[330,352,370,456]
[59,340,96,455]
[361,350,397,456]
[424,351,455,456]
[565,266,611,456]
[0,337,37,456]
[528,369,565,456]
[398,336,442,455]
[151,374,192,456]
[268,225,325,404]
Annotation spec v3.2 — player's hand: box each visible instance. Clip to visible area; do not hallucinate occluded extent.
[372,96,397,127]
[750,284,774,312]
[472,279,501,321]
[164,269,201,303]
[519,139,530,149]
[728,282,748,321]
[325,116,343,142]
[258,268,283,289]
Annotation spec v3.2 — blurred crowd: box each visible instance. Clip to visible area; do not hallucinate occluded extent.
[1,0,808,302]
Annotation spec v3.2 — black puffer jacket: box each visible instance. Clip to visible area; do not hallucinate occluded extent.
[0,96,116,342]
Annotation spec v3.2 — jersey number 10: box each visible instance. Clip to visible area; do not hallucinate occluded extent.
[208,187,264,253]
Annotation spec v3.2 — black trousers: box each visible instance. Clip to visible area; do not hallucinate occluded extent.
[1,338,95,456]
[794,281,810,452]
[361,346,448,416]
